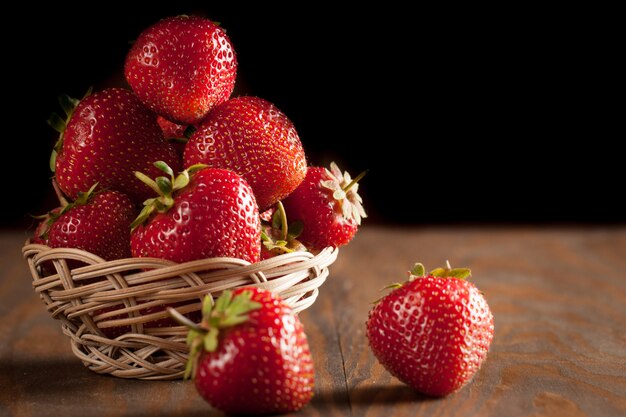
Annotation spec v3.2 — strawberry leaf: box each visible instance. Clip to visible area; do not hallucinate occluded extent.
[287,221,304,239]
[202,295,213,317]
[58,94,79,118]
[204,327,219,352]
[156,176,172,195]
[49,150,57,172]
[214,290,233,314]
[410,263,425,277]
[47,113,66,133]
[130,203,155,230]
[448,268,472,279]
[154,161,174,177]
[187,164,208,175]
[173,171,190,191]
[135,171,162,196]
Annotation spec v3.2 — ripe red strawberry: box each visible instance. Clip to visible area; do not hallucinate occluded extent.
[50,88,180,204]
[34,185,135,261]
[131,162,261,263]
[184,96,307,211]
[366,263,494,397]
[282,162,366,250]
[125,15,237,125]
[170,288,314,414]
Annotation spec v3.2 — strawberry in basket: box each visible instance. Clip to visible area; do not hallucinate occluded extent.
[283,162,367,250]
[125,15,237,125]
[184,96,307,212]
[131,162,261,263]
[49,88,180,205]
[33,183,135,263]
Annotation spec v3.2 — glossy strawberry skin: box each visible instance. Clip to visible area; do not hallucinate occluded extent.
[194,287,314,414]
[282,167,357,249]
[184,96,307,211]
[366,276,494,396]
[125,15,237,125]
[46,191,136,261]
[55,88,180,204]
[131,168,261,264]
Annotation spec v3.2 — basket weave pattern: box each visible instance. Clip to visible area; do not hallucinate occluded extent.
[22,241,337,380]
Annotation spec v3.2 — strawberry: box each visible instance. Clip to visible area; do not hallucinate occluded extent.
[34,184,135,261]
[125,15,237,125]
[366,262,494,397]
[50,88,180,204]
[282,162,366,250]
[260,202,307,260]
[130,162,261,264]
[184,96,307,211]
[170,288,314,414]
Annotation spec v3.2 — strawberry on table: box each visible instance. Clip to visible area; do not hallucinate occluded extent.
[125,15,237,125]
[366,262,494,397]
[170,288,314,414]
[131,162,261,264]
[184,96,307,211]
[282,162,366,250]
[50,88,180,204]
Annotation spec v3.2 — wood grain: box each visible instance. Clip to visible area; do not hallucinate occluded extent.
[1,226,625,416]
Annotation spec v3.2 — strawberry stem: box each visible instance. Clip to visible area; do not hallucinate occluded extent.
[167,307,201,330]
[277,201,289,241]
[343,170,368,193]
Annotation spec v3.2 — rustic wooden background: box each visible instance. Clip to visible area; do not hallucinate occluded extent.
[1,226,625,416]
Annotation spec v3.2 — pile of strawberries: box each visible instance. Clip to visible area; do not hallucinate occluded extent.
[33,14,494,415]
[39,16,366,268]
[35,15,366,414]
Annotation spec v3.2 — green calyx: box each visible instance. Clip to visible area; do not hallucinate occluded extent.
[409,261,472,280]
[131,161,207,231]
[261,201,306,255]
[373,261,471,304]
[168,290,261,380]
[47,88,92,173]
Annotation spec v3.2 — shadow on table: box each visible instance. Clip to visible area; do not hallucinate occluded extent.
[0,357,91,396]
[0,357,214,417]
[313,381,439,411]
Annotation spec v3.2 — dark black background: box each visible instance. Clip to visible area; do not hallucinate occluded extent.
[5,3,621,228]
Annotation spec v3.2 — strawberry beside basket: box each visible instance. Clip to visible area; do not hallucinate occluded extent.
[22,242,337,380]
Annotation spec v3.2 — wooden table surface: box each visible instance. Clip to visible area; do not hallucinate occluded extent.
[1,226,625,417]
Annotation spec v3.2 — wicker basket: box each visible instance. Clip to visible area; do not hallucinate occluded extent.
[22,241,338,380]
